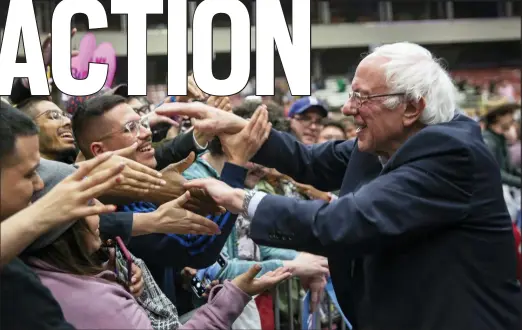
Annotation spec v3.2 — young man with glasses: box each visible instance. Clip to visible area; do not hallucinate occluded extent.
[17,97,77,164]
[287,97,328,145]
[71,94,249,303]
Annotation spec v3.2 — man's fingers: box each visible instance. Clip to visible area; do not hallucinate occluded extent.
[75,204,117,218]
[183,178,214,190]
[114,142,139,157]
[81,171,126,199]
[189,214,221,234]
[71,152,115,181]
[249,106,268,138]
[121,177,160,190]
[174,191,191,207]
[125,162,165,182]
[172,152,196,173]
[246,264,263,280]
[155,102,217,121]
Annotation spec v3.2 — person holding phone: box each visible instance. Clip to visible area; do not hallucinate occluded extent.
[22,165,292,330]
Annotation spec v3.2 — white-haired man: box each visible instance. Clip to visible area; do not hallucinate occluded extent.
[156,42,522,330]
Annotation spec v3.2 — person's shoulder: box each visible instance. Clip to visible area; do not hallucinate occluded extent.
[407,115,482,153]
[182,155,217,180]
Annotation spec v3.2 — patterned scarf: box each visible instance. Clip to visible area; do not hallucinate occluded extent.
[114,250,181,330]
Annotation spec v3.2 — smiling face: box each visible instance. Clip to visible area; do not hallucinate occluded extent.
[32,101,76,158]
[341,56,423,156]
[90,103,157,168]
[289,107,325,144]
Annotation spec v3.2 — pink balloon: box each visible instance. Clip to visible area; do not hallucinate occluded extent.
[91,42,117,88]
[71,33,97,80]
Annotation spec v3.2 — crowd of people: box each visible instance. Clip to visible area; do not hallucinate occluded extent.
[1,31,522,330]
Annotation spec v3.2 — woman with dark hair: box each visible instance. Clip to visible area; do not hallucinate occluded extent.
[24,166,292,330]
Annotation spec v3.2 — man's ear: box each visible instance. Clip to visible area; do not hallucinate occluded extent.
[90,142,106,157]
[403,97,425,127]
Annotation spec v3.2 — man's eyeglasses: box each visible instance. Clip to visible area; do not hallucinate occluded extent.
[294,115,324,128]
[34,109,69,121]
[348,91,405,109]
[98,116,151,141]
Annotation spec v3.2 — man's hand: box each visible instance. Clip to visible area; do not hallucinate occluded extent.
[207,95,233,112]
[232,264,292,296]
[175,74,206,103]
[283,252,329,278]
[155,102,247,136]
[78,143,166,195]
[130,152,224,215]
[293,182,331,202]
[301,275,327,313]
[219,105,272,166]
[183,178,246,214]
[152,191,221,235]
[36,152,125,222]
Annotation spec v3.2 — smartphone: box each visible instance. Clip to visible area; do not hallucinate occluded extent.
[191,253,228,298]
[115,236,133,288]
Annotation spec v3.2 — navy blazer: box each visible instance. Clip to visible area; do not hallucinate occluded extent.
[250,115,522,330]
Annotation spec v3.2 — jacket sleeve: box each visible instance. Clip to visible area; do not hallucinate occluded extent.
[250,133,474,257]
[260,246,298,261]
[218,259,284,280]
[128,163,247,269]
[99,212,133,244]
[180,281,251,330]
[154,130,207,171]
[251,129,353,192]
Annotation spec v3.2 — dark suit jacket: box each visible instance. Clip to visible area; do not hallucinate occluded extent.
[250,115,522,330]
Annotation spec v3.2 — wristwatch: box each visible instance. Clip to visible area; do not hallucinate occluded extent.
[241,189,257,218]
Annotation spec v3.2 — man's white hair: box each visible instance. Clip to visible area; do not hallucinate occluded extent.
[366,42,457,125]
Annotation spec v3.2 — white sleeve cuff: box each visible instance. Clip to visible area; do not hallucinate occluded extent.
[247,192,267,219]
[192,131,208,150]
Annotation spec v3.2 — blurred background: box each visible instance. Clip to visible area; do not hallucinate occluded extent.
[1,0,520,119]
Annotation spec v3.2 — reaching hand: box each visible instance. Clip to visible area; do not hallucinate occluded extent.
[206,95,232,112]
[293,182,331,202]
[232,264,292,296]
[154,152,224,215]
[175,74,206,103]
[153,191,221,235]
[183,178,245,214]
[301,275,327,313]
[284,252,329,278]
[84,144,166,194]
[219,105,272,166]
[36,152,124,223]
[155,102,247,136]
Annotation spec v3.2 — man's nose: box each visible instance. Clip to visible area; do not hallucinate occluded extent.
[62,115,71,125]
[138,124,152,139]
[342,99,356,116]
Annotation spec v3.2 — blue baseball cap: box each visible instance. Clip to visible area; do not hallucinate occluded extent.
[287,96,328,118]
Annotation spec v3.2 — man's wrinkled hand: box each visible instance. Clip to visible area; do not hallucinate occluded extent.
[154,102,247,135]
[153,191,221,235]
[219,105,272,166]
[142,153,224,215]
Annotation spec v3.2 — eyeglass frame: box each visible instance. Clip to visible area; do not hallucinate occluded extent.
[293,113,325,128]
[348,92,406,109]
[97,116,151,141]
[33,109,70,121]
